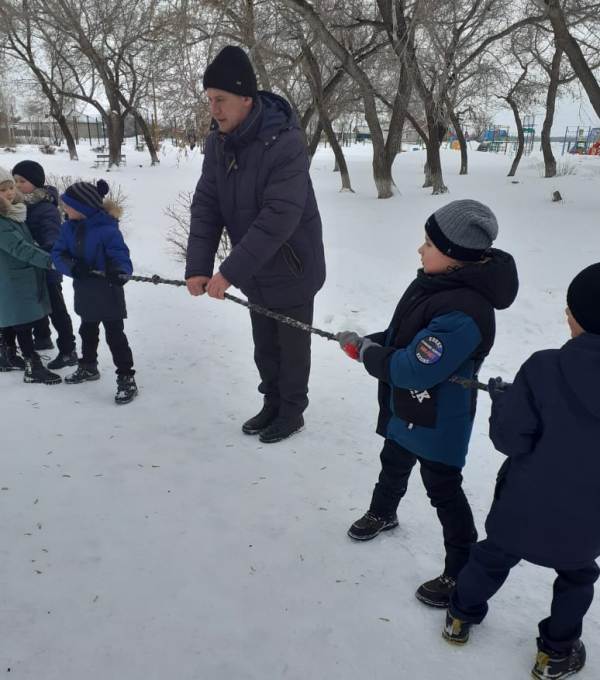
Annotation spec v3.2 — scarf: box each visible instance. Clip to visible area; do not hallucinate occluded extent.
[4,201,27,222]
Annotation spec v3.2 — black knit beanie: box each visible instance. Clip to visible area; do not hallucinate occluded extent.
[567,263,600,335]
[203,45,257,99]
[12,160,45,188]
[61,180,109,217]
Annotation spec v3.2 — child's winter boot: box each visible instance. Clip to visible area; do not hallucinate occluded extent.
[0,338,25,371]
[416,574,456,608]
[442,610,471,644]
[532,638,586,679]
[47,350,79,370]
[23,354,62,385]
[347,511,399,540]
[65,364,100,384]
[115,374,138,405]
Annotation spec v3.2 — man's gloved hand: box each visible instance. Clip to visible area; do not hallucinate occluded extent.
[488,376,511,398]
[336,331,379,363]
[106,271,128,286]
[71,260,90,279]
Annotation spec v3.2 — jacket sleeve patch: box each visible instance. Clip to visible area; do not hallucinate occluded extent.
[415,336,444,364]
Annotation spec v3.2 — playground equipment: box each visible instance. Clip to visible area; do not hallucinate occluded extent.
[522,115,536,155]
[562,126,600,155]
[479,126,510,152]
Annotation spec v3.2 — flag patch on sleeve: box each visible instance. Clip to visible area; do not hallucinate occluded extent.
[415,336,444,364]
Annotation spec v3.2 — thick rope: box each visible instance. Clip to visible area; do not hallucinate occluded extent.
[95,271,491,392]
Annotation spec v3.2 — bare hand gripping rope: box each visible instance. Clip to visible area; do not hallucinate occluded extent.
[95,271,490,392]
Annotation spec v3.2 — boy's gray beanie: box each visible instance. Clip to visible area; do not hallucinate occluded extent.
[426,199,498,262]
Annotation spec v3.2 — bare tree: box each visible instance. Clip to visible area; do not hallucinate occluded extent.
[0,0,79,158]
[533,0,600,118]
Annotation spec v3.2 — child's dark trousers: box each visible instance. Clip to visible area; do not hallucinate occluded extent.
[370,438,478,577]
[450,539,600,652]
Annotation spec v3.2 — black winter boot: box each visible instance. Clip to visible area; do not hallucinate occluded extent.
[23,355,62,385]
[242,404,279,435]
[34,336,54,351]
[115,375,138,405]
[442,611,471,645]
[415,574,456,608]
[347,511,399,541]
[0,341,25,371]
[47,351,79,370]
[258,415,304,443]
[65,365,100,384]
[532,638,586,679]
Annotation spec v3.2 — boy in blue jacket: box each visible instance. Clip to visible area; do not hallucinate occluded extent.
[442,263,600,680]
[338,200,518,608]
[52,180,137,404]
[12,160,77,365]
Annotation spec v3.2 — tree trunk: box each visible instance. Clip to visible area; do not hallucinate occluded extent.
[307,121,323,160]
[424,111,448,194]
[507,97,525,177]
[382,65,411,191]
[131,110,160,165]
[106,110,124,167]
[53,111,78,160]
[544,0,600,118]
[447,106,468,175]
[301,41,353,191]
[322,120,353,191]
[373,148,394,199]
[541,47,562,178]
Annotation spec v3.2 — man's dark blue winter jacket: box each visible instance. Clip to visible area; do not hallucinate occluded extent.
[185,91,326,308]
[485,332,600,569]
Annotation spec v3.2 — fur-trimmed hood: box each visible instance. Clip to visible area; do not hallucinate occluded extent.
[103,198,123,220]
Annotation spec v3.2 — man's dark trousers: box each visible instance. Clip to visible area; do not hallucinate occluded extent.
[450,539,600,651]
[250,300,313,420]
[370,438,478,577]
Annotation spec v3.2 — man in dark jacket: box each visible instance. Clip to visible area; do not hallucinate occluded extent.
[442,263,600,680]
[185,45,326,443]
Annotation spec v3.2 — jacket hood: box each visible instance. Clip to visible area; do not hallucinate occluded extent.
[23,185,59,207]
[256,90,298,137]
[559,333,600,419]
[417,248,519,310]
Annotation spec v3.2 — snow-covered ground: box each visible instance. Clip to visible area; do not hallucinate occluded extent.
[2,140,600,679]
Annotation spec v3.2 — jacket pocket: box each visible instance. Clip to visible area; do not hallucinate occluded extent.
[392,386,438,429]
[282,243,303,277]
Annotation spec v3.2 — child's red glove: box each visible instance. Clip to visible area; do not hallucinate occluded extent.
[336,331,378,363]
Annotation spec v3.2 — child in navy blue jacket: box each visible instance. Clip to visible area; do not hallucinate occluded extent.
[337,200,518,608]
[12,160,77,364]
[52,180,137,404]
[443,263,600,680]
